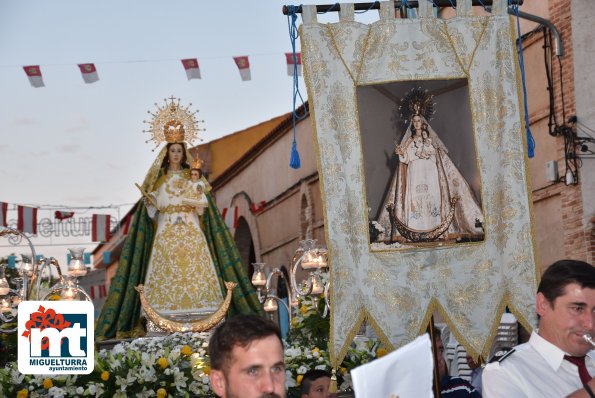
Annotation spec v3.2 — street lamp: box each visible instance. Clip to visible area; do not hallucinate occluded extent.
[290,239,330,315]
[0,227,91,334]
[251,264,292,325]
[250,239,331,326]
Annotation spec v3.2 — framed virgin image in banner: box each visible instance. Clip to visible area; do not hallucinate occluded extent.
[358,80,485,249]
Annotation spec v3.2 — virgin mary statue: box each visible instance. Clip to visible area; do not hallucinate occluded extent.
[376,88,484,243]
[96,98,263,341]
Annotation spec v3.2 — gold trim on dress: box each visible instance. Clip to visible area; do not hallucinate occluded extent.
[161,204,195,214]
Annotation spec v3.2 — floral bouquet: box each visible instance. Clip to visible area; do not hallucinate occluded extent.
[0,295,386,398]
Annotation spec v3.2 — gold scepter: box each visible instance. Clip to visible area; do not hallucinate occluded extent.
[135,183,160,211]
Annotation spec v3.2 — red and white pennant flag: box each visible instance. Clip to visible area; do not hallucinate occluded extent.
[17,205,38,234]
[233,56,251,81]
[0,202,7,227]
[23,65,44,88]
[181,58,201,80]
[285,52,302,76]
[55,211,75,221]
[92,214,111,242]
[78,63,99,84]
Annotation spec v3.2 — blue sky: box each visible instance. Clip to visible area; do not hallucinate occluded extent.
[0,1,378,261]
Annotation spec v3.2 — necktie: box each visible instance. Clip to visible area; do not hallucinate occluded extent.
[564,355,593,385]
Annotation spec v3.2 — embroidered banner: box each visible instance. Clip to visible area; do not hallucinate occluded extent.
[301,0,538,365]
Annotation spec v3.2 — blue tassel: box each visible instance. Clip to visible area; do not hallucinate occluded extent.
[514,5,536,158]
[287,5,305,169]
[290,140,301,169]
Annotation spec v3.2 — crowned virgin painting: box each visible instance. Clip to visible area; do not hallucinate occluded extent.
[358,80,485,248]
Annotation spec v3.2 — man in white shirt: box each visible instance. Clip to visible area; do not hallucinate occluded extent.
[482,259,595,398]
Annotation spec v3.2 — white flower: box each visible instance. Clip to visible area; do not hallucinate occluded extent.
[10,368,25,384]
[285,370,297,388]
[48,386,65,398]
[189,381,203,395]
[136,387,156,397]
[315,364,327,370]
[297,365,308,374]
[285,347,301,357]
[173,368,189,391]
[111,343,126,356]
[113,391,128,398]
[115,372,136,390]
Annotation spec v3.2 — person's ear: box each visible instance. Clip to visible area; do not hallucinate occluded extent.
[210,369,226,397]
[536,292,551,317]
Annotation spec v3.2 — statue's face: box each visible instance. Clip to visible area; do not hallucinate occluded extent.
[411,115,423,131]
[168,143,184,167]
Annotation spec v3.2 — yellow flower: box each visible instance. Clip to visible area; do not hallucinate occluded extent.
[157,357,168,369]
[376,347,388,358]
[100,371,110,381]
[181,345,192,356]
[43,378,53,389]
[296,374,304,385]
[339,367,348,376]
[17,389,28,398]
[202,365,211,375]
[156,388,167,398]
[291,318,299,327]
[312,347,320,354]
[299,305,308,314]
[48,294,61,301]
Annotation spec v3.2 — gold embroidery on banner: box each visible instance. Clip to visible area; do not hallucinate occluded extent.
[326,24,372,85]
[387,42,410,75]
[439,18,490,76]
[485,175,517,252]
[412,41,439,74]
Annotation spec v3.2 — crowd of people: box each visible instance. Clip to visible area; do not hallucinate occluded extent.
[206,259,594,398]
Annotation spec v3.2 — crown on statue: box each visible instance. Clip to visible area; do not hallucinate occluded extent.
[398,87,436,125]
[191,157,205,170]
[143,96,206,148]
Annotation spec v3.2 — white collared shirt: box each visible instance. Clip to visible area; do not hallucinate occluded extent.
[482,332,595,398]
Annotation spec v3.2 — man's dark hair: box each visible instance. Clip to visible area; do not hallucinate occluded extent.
[538,259,595,304]
[209,314,282,371]
[300,369,331,395]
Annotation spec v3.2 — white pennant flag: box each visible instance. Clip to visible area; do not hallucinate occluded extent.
[17,205,38,234]
[233,56,251,81]
[78,63,99,84]
[0,202,8,227]
[23,65,44,88]
[92,214,111,242]
[181,58,201,80]
[285,52,302,76]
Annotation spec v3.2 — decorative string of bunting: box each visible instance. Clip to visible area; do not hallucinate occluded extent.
[18,53,303,87]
